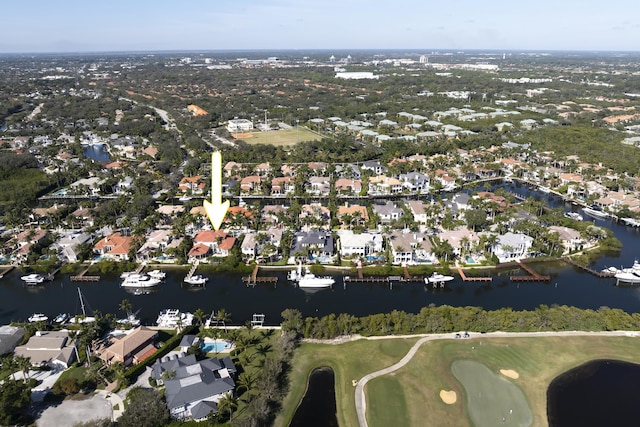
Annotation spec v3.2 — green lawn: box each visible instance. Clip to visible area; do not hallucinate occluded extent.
[277,335,640,427]
[236,128,321,146]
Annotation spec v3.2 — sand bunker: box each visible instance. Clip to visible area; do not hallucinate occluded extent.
[500,369,520,379]
[439,390,457,404]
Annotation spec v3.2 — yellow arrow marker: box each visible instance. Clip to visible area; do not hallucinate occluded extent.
[203,151,229,230]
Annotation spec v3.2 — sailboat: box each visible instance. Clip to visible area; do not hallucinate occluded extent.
[70,288,96,324]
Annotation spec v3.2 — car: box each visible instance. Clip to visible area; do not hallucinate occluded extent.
[455,333,461,339]
[463,332,470,338]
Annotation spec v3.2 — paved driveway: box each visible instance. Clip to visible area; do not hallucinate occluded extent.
[36,394,112,427]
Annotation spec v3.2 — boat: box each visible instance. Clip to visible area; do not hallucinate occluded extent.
[117,309,141,327]
[121,273,161,288]
[147,269,166,280]
[53,313,69,324]
[28,313,48,323]
[156,309,194,328]
[425,272,455,285]
[614,261,640,285]
[601,266,621,274]
[70,288,96,324]
[297,265,335,288]
[564,212,583,221]
[582,205,609,219]
[539,186,551,194]
[21,273,45,285]
[183,274,208,286]
[288,262,303,282]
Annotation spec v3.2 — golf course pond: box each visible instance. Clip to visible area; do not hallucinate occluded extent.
[547,359,640,427]
[289,367,338,427]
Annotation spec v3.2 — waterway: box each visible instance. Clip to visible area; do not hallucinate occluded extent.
[547,359,640,426]
[83,143,110,162]
[1,184,639,326]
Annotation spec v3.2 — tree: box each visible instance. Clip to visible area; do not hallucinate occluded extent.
[216,393,237,421]
[15,355,31,383]
[119,298,133,317]
[0,379,32,426]
[118,387,170,427]
[193,308,206,326]
[216,308,231,331]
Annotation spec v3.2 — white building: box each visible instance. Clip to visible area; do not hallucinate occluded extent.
[335,72,379,80]
[338,230,383,257]
[227,119,253,134]
[492,232,534,262]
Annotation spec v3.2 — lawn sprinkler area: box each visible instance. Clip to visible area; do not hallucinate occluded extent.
[452,360,532,427]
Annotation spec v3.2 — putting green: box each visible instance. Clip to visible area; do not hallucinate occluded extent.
[452,360,532,427]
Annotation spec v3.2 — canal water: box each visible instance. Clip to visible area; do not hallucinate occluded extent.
[547,359,640,426]
[1,185,639,325]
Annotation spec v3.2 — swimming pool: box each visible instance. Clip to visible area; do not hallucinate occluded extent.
[201,340,232,353]
[465,256,477,264]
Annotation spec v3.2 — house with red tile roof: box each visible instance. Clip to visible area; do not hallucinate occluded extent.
[240,176,262,194]
[93,232,133,261]
[271,176,294,195]
[179,176,205,195]
[95,326,158,367]
[188,230,236,262]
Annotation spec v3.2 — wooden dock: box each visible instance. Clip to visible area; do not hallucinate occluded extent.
[510,261,550,282]
[70,267,100,282]
[343,276,389,283]
[563,257,616,278]
[242,265,278,286]
[457,267,492,282]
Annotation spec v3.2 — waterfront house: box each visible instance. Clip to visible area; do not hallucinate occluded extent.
[14,331,77,369]
[388,230,435,265]
[96,326,158,367]
[53,232,92,263]
[337,230,383,257]
[271,176,294,195]
[335,178,362,195]
[369,175,403,195]
[437,228,479,257]
[290,231,334,261]
[179,176,205,195]
[399,172,430,193]
[240,175,262,194]
[492,232,534,262]
[548,226,583,254]
[137,229,174,261]
[93,232,133,261]
[307,176,331,196]
[151,353,236,421]
[0,325,25,356]
[189,230,236,262]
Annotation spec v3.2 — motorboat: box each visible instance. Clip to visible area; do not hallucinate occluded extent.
[147,269,166,280]
[28,313,48,323]
[601,266,621,274]
[582,205,609,219]
[21,273,45,285]
[117,312,141,327]
[297,266,335,288]
[53,313,69,324]
[183,274,208,286]
[564,212,583,221]
[288,264,302,282]
[121,274,161,288]
[156,309,194,328]
[425,272,455,285]
[539,186,551,194]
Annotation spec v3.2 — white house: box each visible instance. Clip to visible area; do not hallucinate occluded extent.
[227,119,253,134]
[492,232,534,262]
[337,230,383,257]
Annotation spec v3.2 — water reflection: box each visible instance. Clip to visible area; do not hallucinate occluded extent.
[289,367,338,427]
[547,359,640,427]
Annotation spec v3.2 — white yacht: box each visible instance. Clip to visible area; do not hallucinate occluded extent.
[121,274,161,288]
[21,274,45,285]
[147,269,166,280]
[582,205,609,219]
[425,272,455,285]
[156,309,194,328]
[614,261,640,285]
[183,274,208,286]
[53,313,69,324]
[564,212,583,221]
[28,313,48,323]
[297,265,335,288]
[117,313,141,327]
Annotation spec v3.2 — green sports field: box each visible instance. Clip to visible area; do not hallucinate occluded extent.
[276,335,640,427]
[235,128,322,146]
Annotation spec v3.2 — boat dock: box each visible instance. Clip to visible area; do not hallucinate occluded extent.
[70,267,100,282]
[510,261,551,282]
[563,257,616,278]
[242,265,278,286]
[620,217,640,227]
[457,267,492,282]
[0,265,15,279]
[402,265,425,282]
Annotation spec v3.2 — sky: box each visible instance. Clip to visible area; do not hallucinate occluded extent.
[2,0,639,53]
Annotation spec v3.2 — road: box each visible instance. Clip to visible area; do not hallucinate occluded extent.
[354,330,639,427]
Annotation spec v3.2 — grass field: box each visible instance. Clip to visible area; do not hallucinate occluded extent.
[235,128,322,146]
[276,335,640,427]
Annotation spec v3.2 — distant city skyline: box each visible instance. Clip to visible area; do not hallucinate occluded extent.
[2,0,639,54]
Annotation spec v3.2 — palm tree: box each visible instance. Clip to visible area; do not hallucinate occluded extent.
[15,355,31,383]
[119,299,132,317]
[236,372,255,394]
[193,308,206,326]
[216,393,237,421]
[216,308,231,332]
